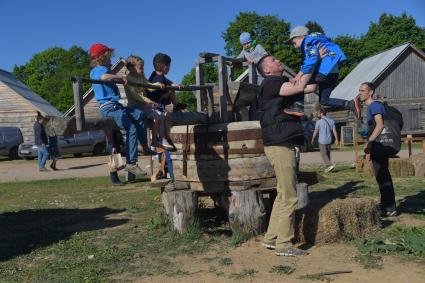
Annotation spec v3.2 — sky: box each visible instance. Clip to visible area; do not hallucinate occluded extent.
[1,0,424,82]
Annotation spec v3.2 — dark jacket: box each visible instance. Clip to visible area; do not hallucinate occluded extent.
[257,75,305,146]
[34,121,48,146]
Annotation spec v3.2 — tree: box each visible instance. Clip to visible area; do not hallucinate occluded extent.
[333,34,363,81]
[305,21,325,34]
[13,46,91,112]
[360,13,425,58]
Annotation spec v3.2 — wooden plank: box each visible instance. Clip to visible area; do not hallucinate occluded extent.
[195,63,203,112]
[217,56,228,123]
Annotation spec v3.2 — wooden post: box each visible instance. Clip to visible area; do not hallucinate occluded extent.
[195,62,204,113]
[217,56,228,123]
[161,190,198,233]
[248,63,258,85]
[207,87,214,118]
[407,134,412,157]
[423,140,425,154]
[227,190,267,235]
[227,65,234,81]
[72,77,85,131]
[296,183,309,210]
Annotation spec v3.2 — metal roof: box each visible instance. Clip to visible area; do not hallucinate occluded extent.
[331,43,417,100]
[0,69,62,117]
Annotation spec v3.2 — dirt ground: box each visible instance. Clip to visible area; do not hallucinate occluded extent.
[0,148,420,183]
[145,240,424,283]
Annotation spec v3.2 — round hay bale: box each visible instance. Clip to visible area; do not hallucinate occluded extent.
[295,198,381,244]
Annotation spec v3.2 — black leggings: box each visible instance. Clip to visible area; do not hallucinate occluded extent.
[372,156,396,212]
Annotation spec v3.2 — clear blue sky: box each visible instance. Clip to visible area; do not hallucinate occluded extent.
[1,0,424,82]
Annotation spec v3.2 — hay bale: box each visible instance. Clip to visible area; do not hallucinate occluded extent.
[295,198,381,244]
[389,158,415,177]
[362,157,415,177]
[410,154,425,177]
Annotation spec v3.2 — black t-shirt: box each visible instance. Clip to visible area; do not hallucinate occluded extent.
[147,71,173,103]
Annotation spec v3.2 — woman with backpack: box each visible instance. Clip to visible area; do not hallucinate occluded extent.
[359,82,399,217]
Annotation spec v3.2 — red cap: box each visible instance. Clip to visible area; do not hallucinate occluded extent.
[89,43,114,59]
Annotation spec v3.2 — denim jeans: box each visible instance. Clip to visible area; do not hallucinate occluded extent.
[37,146,49,169]
[100,103,147,164]
[127,106,148,145]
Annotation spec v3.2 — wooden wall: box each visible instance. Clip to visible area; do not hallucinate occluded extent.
[0,82,38,142]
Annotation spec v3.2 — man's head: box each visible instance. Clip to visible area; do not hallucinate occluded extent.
[358,82,376,103]
[126,55,144,76]
[286,26,309,49]
[239,32,252,49]
[89,43,115,67]
[318,108,327,117]
[153,53,171,74]
[257,55,284,77]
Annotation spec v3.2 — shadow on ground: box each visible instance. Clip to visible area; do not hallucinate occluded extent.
[0,207,128,261]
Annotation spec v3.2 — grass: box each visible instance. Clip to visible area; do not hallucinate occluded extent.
[0,177,210,282]
[1,165,424,281]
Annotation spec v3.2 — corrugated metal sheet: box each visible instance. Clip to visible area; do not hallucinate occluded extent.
[331,43,412,100]
[0,69,62,117]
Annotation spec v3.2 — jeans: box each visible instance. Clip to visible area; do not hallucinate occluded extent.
[37,146,49,169]
[100,103,147,164]
[294,73,347,108]
[372,156,396,212]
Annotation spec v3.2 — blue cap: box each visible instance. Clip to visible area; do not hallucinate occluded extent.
[239,32,251,45]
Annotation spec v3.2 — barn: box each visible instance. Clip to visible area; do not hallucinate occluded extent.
[331,42,425,134]
[0,69,62,142]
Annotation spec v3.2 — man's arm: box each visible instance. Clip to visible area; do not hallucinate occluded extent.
[365,113,385,161]
[311,128,319,144]
[332,127,339,145]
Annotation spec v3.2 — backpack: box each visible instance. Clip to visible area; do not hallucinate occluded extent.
[368,102,403,157]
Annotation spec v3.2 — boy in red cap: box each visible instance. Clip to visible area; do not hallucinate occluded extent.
[89,43,154,177]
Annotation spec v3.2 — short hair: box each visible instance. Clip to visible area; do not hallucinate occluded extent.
[361,82,376,94]
[126,55,144,69]
[319,108,327,115]
[256,55,271,77]
[153,53,171,71]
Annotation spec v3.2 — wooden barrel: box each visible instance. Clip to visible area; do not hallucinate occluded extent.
[169,121,276,192]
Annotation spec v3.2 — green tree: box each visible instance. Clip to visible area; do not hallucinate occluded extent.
[333,34,363,81]
[13,46,91,112]
[360,13,425,58]
[221,12,303,71]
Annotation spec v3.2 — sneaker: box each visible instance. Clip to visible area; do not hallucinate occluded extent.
[157,138,174,151]
[124,163,147,176]
[346,97,361,120]
[383,209,398,217]
[275,247,309,257]
[39,167,48,172]
[112,180,125,187]
[261,239,276,250]
[173,103,187,112]
[324,165,335,173]
[284,102,305,117]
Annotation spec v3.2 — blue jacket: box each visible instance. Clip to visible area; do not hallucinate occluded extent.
[300,32,347,76]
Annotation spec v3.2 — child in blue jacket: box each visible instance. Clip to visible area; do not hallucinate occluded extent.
[286,26,360,118]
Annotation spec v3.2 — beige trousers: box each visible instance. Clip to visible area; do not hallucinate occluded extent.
[264,145,298,249]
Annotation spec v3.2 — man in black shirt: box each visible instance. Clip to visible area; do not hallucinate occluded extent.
[256,55,315,256]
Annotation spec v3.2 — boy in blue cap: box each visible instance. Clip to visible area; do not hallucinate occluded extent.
[286,26,360,118]
[236,32,268,83]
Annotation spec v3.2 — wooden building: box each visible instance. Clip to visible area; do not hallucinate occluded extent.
[0,69,62,142]
[331,43,425,134]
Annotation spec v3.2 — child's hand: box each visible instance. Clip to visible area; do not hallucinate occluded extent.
[172,83,183,90]
[120,75,128,85]
[158,83,165,90]
[318,43,328,59]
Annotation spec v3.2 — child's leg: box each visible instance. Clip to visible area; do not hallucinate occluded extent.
[316,74,346,108]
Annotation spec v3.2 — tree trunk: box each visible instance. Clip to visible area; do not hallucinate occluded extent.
[227,190,267,235]
[161,190,198,233]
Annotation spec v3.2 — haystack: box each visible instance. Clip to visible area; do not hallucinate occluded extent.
[362,157,415,177]
[295,198,381,244]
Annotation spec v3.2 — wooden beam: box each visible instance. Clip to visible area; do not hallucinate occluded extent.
[195,63,203,112]
[72,78,85,131]
[217,56,228,123]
